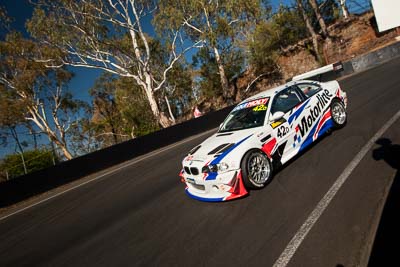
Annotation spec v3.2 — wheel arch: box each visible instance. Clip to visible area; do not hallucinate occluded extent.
[240,148,274,189]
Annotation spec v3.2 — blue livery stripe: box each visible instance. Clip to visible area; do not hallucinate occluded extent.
[288,99,311,125]
[317,119,333,139]
[205,172,218,180]
[206,134,253,181]
[299,119,319,152]
[299,117,333,152]
[210,134,253,165]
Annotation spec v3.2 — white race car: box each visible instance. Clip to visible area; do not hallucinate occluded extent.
[180,80,347,202]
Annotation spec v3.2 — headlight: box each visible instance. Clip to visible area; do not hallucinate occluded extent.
[218,162,229,171]
[202,162,229,173]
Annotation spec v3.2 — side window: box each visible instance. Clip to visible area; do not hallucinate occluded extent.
[297,83,321,97]
[271,86,302,114]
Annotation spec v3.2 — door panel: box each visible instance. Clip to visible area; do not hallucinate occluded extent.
[269,86,303,163]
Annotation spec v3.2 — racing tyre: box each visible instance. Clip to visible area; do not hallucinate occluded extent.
[241,150,273,189]
[330,99,347,129]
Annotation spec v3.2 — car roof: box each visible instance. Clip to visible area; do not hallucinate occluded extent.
[237,79,320,105]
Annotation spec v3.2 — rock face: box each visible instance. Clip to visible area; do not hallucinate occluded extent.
[278,12,398,82]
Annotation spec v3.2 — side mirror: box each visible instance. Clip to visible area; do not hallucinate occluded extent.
[269,111,284,122]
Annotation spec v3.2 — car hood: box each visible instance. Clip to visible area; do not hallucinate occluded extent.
[185,128,262,163]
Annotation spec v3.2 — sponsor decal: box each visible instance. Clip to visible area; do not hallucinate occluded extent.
[288,99,311,125]
[270,119,285,129]
[277,125,289,138]
[253,104,267,112]
[293,125,302,148]
[233,98,269,111]
[297,89,332,137]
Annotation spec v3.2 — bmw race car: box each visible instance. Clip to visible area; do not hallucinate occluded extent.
[180,79,347,202]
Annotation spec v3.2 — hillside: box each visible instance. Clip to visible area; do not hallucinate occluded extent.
[194,12,399,118]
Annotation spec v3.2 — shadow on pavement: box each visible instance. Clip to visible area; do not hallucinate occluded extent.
[368,138,400,266]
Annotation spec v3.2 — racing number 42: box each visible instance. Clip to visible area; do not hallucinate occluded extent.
[277,125,289,138]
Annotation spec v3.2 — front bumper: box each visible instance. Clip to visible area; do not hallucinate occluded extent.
[180,169,248,202]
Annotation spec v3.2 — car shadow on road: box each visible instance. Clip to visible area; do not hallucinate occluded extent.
[368,138,400,266]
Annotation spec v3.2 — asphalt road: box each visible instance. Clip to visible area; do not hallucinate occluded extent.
[1,57,400,267]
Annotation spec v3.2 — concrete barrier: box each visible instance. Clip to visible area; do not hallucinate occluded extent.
[351,41,400,73]
[0,105,234,208]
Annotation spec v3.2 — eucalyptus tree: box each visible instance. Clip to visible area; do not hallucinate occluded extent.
[0,87,29,174]
[89,73,126,146]
[296,0,323,63]
[0,33,86,160]
[27,0,202,128]
[308,0,331,42]
[249,5,308,74]
[155,0,266,99]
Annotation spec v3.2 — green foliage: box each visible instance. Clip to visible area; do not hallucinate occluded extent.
[0,5,12,38]
[114,77,160,137]
[192,47,222,99]
[0,149,56,179]
[301,0,339,32]
[156,0,266,43]
[248,6,307,74]
[0,85,26,128]
[272,6,308,48]
[156,0,269,97]
[192,47,244,99]
[88,73,160,147]
[318,0,340,25]
[163,63,194,117]
[0,32,91,159]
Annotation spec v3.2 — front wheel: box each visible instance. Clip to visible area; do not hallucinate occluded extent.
[241,150,273,189]
[330,100,347,128]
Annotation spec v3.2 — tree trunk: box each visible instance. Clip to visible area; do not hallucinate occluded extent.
[51,136,73,160]
[109,120,119,145]
[39,104,73,160]
[308,0,331,41]
[143,74,171,128]
[213,46,230,99]
[339,0,349,19]
[165,95,176,124]
[297,0,324,64]
[10,126,27,174]
[27,123,38,149]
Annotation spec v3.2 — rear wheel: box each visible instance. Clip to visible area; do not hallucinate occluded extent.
[331,100,347,128]
[241,150,273,189]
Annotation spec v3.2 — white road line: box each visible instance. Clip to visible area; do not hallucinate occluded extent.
[0,128,217,222]
[273,109,400,267]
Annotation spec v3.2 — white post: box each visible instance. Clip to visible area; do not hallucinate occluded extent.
[340,0,349,19]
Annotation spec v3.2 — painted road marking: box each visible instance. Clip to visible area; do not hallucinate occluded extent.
[273,109,400,267]
[0,128,217,222]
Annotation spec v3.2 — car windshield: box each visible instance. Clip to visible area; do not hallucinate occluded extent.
[219,98,269,132]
